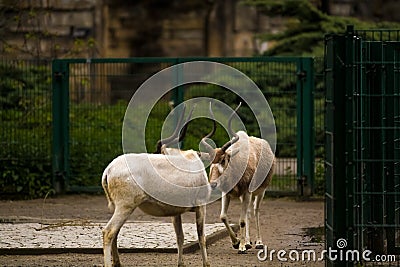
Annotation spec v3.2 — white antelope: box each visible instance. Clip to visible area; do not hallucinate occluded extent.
[201,103,275,254]
[102,106,212,267]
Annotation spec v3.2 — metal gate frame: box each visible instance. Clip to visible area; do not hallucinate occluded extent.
[51,57,315,195]
[325,25,400,266]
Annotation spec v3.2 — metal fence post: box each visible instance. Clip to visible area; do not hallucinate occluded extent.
[325,32,348,267]
[325,25,357,267]
[296,59,303,196]
[296,58,315,196]
[171,58,185,147]
[303,58,315,196]
[52,59,70,193]
[343,26,356,258]
[174,58,184,106]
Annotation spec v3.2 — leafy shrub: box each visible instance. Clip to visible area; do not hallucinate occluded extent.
[0,61,52,199]
[0,61,50,109]
[0,156,52,199]
[0,97,52,199]
[314,158,325,195]
[68,102,127,187]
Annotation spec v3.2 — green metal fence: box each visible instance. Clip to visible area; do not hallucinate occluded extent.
[51,58,176,192]
[51,57,316,195]
[0,59,53,198]
[325,26,400,266]
[1,56,321,197]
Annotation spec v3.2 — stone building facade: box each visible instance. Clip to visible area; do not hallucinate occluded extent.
[2,0,397,59]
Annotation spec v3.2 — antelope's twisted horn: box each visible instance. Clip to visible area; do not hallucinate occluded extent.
[178,104,196,142]
[166,104,196,146]
[220,102,241,152]
[155,104,187,153]
[200,102,217,157]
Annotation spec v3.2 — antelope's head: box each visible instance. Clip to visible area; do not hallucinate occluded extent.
[200,103,241,189]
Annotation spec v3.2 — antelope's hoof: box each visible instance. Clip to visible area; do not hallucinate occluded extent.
[238,249,247,254]
[255,241,264,249]
[245,243,252,250]
[232,240,240,249]
[255,244,264,249]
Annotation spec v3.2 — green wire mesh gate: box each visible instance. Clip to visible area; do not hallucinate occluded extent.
[325,26,400,266]
[51,57,317,195]
[0,59,52,199]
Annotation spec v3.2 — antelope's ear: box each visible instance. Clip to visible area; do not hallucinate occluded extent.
[197,151,212,163]
[160,144,168,155]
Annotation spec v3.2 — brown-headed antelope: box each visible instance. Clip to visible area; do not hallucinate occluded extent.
[201,103,275,254]
[102,105,212,267]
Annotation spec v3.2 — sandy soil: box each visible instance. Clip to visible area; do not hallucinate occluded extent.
[0,194,324,267]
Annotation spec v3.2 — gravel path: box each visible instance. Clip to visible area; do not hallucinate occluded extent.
[0,195,324,266]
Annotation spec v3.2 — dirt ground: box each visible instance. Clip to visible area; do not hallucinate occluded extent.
[0,194,324,267]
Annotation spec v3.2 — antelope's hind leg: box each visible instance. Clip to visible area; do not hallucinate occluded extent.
[196,205,210,267]
[103,205,135,267]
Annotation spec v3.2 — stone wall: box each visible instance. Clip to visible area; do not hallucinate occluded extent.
[2,0,399,103]
[1,0,101,58]
[1,0,399,59]
[104,2,208,57]
[329,0,399,21]
[0,0,282,59]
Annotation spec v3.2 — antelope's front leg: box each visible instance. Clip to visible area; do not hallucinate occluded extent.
[254,190,266,249]
[238,192,252,254]
[220,194,240,249]
[172,215,185,267]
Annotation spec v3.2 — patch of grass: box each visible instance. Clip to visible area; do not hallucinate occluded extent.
[304,226,324,243]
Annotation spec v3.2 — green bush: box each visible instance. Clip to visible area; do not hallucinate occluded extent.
[0,61,52,199]
[0,156,53,199]
[0,96,52,199]
[68,101,127,187]
[314,158,325,195]
[0,61,50,109]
